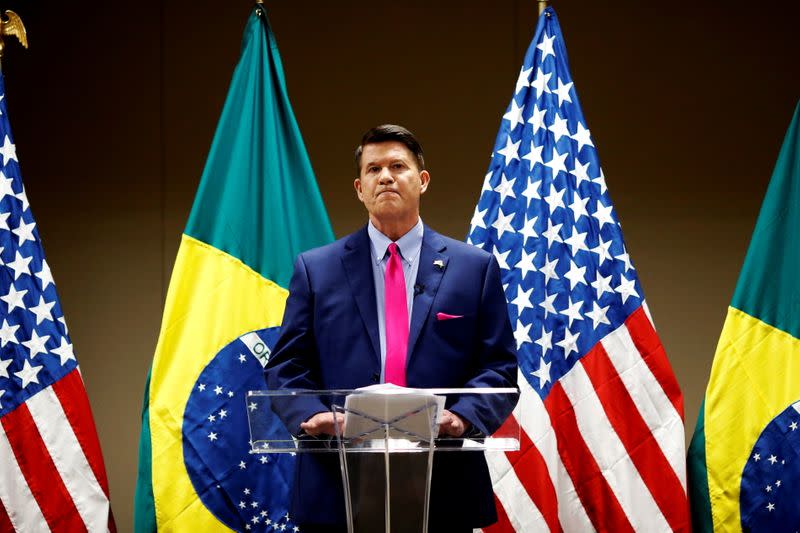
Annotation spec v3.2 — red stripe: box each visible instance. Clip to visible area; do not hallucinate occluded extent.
[582,342,690,531]
[544,383,634,533]
[483,493,513,533]
[0,498,13,532]
[626,307,684,418]
[108,508,117,533]
[1,401,87,533]
[52,369,112,498]
[505,425,561,532]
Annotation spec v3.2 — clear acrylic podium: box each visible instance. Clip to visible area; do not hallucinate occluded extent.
[246,387,520,533]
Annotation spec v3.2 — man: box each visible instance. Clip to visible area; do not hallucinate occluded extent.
[265,124,518,531]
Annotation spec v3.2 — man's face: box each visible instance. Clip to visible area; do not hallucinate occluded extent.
[354,141,430,224]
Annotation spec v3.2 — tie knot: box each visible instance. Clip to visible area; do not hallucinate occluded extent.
[388,242,400,258]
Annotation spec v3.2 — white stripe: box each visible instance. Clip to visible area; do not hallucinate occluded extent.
[0,422,51,532]
[485,447,548,532]
[642,300,655,329]
[27,387,110,532]
[517,370,594,532]
[601,321,687,490]
[560,361,671,532]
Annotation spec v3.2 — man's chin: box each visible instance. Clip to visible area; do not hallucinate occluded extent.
[373,197,402,211]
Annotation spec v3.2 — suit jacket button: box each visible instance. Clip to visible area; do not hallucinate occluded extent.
[371,372,379,383]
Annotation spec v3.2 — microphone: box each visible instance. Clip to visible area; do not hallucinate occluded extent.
[414,283,425,297]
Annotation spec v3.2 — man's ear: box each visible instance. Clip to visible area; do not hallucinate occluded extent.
[419,170,431,195]
[354,178,364,201]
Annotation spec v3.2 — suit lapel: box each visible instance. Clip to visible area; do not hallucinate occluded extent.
[341,227,381,365]
[407,227,448,363]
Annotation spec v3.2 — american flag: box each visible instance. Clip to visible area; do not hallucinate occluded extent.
[0,73,114,531]
[468,8,688,532]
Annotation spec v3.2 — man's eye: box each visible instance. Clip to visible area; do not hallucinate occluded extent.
[369,166,380,173]
[392,163,404,170]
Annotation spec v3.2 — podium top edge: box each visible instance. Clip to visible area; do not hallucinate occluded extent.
[246,387,519,397]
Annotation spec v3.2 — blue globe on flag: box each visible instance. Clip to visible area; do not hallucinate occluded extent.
[182,327,300,532]
[740,400,800,532]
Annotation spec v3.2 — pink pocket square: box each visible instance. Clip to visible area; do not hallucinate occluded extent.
[436,312,463,321]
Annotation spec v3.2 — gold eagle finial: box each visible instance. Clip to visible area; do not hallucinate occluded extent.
[0,10,28,58]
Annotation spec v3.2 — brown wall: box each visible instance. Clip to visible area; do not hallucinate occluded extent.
[2,1,798,530]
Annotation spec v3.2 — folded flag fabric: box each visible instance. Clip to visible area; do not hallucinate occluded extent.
[133,6,333,532]
[688,102,800,532]
[0,72,115,531]
[467,7,688,531]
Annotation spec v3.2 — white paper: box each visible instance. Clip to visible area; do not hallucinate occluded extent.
[342,384,444,441]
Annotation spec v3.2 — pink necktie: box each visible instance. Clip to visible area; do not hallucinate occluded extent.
[384,243,409,386]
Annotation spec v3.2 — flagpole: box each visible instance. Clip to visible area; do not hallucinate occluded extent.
[538,0,549,15]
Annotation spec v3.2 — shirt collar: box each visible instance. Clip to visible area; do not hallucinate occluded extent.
[368,218,424,266]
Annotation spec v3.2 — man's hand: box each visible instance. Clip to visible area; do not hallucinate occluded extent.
[300,412,345,437]
[438,409,471,437]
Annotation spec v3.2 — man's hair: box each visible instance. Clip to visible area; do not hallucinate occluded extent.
[354,124,426,175]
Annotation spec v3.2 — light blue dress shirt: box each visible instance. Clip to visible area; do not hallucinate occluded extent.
[367,218,424,382]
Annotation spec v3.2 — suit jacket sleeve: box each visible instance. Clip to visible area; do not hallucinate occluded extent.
[448,254,519,436]
[264,254,329,435]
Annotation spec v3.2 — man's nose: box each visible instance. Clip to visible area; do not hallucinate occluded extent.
[378,167,394,183]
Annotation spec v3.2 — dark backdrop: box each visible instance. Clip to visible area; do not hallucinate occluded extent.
[0,1,798,529]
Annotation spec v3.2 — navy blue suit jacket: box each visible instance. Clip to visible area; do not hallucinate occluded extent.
[264,225,518,527]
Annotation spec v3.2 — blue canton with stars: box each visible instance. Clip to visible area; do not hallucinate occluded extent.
[740,400,800,532]
[467,7,644,400]
[183,326,301,533]
[0,73,79,418]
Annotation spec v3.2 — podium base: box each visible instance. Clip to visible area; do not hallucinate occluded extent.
[349,454,429,533]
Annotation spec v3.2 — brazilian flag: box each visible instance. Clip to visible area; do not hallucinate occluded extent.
[133,6,333,531]
[688,102,800,531]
